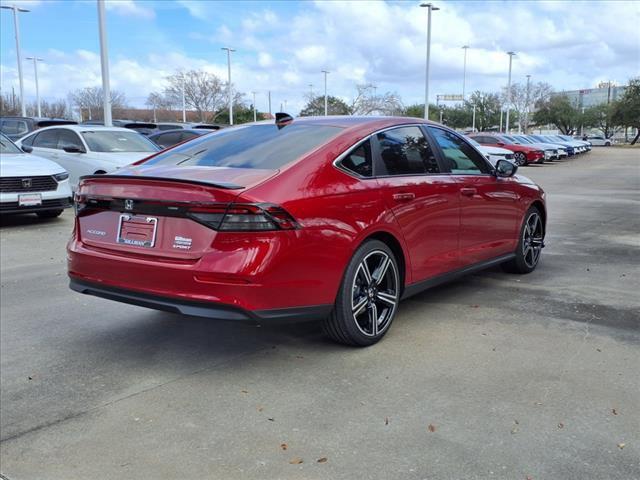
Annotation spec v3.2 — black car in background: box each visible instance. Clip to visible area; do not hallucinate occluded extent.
[80,120,158,135]
[155,122,223,131]
[147,128,211,149]
[0,117,77,141]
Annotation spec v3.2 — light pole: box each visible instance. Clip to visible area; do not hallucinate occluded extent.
[221,47,236,125]
[524,74,531,134]
[25,56,43,117]
[268,91,272,116]
[504,51,516,134]
[461,45,469,100]
[252,91,257,122]
[322,70,329,116]
[309,83,314,99]
[181,72,186,122]
[96,0,112,126]
[420,3,439,120]
[472,103,476,132]
[2,5,29,117]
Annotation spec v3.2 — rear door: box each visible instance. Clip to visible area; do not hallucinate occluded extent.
[373,125,460,281]
[428,126,520,265]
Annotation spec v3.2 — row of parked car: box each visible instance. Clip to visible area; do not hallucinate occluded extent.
[468,132,592,166]
[0,114,592,219]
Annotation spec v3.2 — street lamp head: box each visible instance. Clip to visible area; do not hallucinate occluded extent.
[462,45,469,49]
[420,2,439,8]
[507,51,516,56]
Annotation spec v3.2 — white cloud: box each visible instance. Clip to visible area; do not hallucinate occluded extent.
[105,0,155,20]
[1,0,638,117]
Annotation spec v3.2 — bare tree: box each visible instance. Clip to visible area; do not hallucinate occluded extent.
[349,83,404,116]
[68,87,127,121]
[164,70,227,122]
[26,99,69,118]
[502,81,553,132]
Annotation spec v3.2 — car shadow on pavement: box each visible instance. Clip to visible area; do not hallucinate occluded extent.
[0,213,67,228]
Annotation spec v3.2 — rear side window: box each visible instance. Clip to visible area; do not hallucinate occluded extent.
[1,120,29,136]
[376,126,440,175]
[144,124,343,170]
[428,127,490,175]
[32,129,60,149]
[340,140,372,177]
[155,131,182,148]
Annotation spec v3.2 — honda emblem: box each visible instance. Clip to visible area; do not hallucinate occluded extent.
[124,199,134,211]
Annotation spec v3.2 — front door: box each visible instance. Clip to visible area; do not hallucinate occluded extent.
[428,126,521,265]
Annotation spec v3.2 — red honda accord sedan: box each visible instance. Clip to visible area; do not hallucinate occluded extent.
[68,116,546,346]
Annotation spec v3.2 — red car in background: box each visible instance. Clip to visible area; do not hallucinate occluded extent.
[68,117,546,346]
[469,133,545,166]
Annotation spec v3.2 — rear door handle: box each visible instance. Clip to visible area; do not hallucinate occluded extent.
[392,192,415,202]
[460,187,477,196]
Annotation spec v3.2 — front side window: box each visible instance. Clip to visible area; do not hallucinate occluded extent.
[144,124,343,170]
[81,130,159,153]
[340,140,373,177]
[376,126,439,176]
[1,120,29,136]
[32,129,61,149]
[428,127,490,175]
[58,130,84,150]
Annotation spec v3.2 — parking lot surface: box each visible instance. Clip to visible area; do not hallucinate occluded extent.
[1,148,639,480]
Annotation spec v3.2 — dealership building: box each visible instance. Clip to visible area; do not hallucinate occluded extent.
[561,84,628,109]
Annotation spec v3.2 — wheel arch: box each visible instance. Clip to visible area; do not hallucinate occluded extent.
[360,231,408,293]
[529,199,547,230]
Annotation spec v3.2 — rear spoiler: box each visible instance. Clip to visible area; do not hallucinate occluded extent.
[36,120,78,127]
[79,174,243,190]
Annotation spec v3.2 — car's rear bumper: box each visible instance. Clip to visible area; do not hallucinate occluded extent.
[69,276,332,322]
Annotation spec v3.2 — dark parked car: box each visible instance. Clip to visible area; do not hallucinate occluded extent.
[81,120,158,136]
[148,129,211,149]
[0,116,77,141]
[156,122,223,131]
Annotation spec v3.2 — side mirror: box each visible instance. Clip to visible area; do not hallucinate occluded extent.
[495,159,517,178]
[63,145,85,154]
[21,145,33,153]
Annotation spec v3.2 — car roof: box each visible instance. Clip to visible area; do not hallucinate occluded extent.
[26,124,136,134]
[149,129,209,136]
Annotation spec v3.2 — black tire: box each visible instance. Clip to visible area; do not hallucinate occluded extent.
[502,206,544,274]
[36,209,64,219]
[322,239,401,347]
[513,152,527,166]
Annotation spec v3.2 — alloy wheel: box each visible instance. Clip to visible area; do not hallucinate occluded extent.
[514,152,526,166]
[522,212,544,268]
[351,250,399,337]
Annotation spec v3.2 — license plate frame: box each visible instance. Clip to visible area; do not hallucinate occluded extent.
[117,214,158,248]
[18,193,42,207]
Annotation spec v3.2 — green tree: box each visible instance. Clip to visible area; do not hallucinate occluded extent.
[300,95,351,116]
[401,103,439,121]
[440,104,473,129]
[582,103,621,139]
[533,94,582,135]
[467,91,501,131]
[613,77,640,144]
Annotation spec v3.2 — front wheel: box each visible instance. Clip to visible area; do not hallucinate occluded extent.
[502,207,544,274]
[322,240,401,346]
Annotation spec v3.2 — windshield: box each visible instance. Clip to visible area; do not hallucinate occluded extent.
[502,135,520,143]
[514,136,533,144]
[81,130,160,153]
[467,138,482,148]
[0,133,23,154]
[144,123,344,170]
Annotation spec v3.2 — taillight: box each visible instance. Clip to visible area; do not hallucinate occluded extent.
[188,203,299,232]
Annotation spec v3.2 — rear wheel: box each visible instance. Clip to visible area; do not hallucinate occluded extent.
[502,206,544,274]
[322,240,400,346]
[36,209,64,219]
[514,152,527,166]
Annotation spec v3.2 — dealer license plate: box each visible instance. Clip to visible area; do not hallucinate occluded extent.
[117,214,158,248]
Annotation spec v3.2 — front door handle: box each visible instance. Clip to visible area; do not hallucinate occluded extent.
[392,192,415,202]
[460,187,477,196]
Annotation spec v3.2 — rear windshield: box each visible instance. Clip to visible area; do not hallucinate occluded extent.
[143,124,343,170]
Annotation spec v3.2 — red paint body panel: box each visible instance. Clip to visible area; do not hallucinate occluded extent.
[67,117,546,317]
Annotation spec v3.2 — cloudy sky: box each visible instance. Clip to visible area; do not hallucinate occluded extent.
[1,0,639,114]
